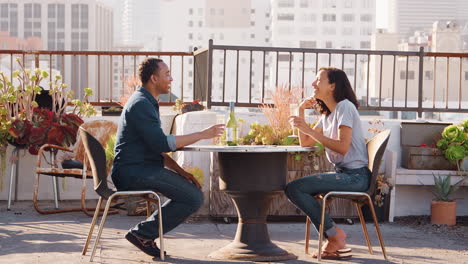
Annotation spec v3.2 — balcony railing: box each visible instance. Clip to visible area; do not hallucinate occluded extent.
[1,41,467,118]
[205,40,468,118]
[0,50,195,106]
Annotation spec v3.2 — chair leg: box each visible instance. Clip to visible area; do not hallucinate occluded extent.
[366,196,388,260]
[90,196,114,262]
[317,196,328,262]
[32,173,83,214]
[305,216,311,254]
[82,197,103,256]
[355,203,373,254]
[156,195,165,261]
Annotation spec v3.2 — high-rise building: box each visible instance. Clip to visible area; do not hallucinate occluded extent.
[136,0,272,102]
[387,0,468,37]
[0,0,113,101]
[271,0,376,97]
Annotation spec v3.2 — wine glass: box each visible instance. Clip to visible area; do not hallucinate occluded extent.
[213,114,226,145]
[289,103,299,138]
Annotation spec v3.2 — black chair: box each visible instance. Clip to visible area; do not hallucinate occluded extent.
[79,127,165,261]
[305,129,391,261]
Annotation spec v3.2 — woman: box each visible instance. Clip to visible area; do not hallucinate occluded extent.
[286,67,370,260]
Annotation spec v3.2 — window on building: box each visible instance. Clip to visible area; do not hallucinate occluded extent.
[188,21,193,27]
[266,12,270,18]
[57,5,65,28]
[299,40,317,49]
[188,33,193,39]
[33,3,41,18]
[24,4,32,18]
[278,54,293,62]
[322,14,336,22]
[360,41,370,49]
[424,71,433,80]
[400,71,415,80]
[218,9,224,15]
[322,0,337,8]
[278,0,294,8]
[251,21,255,26]
[198,8,203,15]
[325,41,333,48]
[189,8,193,15]
[342,14,354,22]
[300,0,309,7]
[80,4,88,28]
[250,33,255,39]
[361,0,373,8]
[0,22,7,31]
[251,9,255,14]
[48,4,55,18]
[465,71,468,80]
[360,27,372,35]
[0,4,8,17]
[360,14,372,22]
[198,21,203,27]
[300,13,316,22]
[277,13,294,21]
[265,38,269,42]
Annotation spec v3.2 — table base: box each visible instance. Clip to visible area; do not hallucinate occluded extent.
[208,222,297,261]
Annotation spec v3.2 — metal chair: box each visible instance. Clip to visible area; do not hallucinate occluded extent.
[305,129,391,261]
[79,127,164,261]
[33,120,117,216]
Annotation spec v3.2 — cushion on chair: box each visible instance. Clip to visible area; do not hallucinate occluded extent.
[36,167,93,178]
[61,159,84,169]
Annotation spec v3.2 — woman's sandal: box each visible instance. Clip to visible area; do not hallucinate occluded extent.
[312,248,352,259]
[312,250,352,260]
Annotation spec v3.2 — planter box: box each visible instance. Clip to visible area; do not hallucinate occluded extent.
[400,122,456,170]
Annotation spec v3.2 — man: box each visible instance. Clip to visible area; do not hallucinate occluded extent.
[111,58,224,258]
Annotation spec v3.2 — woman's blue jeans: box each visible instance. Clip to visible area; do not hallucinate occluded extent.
[284,166,371,238]
[112,165,203,240]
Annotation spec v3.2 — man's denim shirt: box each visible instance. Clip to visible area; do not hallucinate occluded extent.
[112,86,176,170]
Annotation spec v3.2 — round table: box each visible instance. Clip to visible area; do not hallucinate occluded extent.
[182,145,315,261]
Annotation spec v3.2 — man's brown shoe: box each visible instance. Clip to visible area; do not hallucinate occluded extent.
[125,232,166,258]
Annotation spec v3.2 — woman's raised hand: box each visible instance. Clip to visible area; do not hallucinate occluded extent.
[299,97,317,110]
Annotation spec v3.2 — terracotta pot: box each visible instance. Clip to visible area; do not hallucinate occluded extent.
[431,200,456,226]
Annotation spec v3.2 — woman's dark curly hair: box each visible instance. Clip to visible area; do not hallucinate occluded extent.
[138,58,164,85]
[315,67,359,116]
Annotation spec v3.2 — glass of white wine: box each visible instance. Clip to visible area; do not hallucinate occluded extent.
[289,103,299,138]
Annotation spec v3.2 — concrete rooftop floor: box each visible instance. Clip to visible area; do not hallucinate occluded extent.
[0,201,467,264]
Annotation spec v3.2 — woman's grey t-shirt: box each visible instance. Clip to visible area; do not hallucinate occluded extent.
[316,99,368,169]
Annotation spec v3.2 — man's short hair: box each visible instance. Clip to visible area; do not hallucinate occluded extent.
[138,58,164,84]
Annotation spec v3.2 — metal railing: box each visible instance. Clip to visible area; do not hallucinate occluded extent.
[2,42,467,118]
[206,40,468,118]
[0,50,196,106]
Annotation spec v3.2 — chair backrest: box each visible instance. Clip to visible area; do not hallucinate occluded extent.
[366,129,391,195]
[79,126,114,199]
[75,120,117,171]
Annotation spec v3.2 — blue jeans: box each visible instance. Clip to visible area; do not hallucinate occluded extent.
[284,166,371,238]
[112,165,203,240]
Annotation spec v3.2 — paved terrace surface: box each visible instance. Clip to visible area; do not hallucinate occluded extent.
[1,201,467,264]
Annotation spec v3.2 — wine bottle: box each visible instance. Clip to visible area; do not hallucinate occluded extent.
[226,102,238,146]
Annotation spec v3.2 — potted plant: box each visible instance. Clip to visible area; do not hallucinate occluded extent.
[432,121,468,225]
[0,58,96,187]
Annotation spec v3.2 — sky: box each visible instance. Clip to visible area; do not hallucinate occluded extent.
[376,0,389,29]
